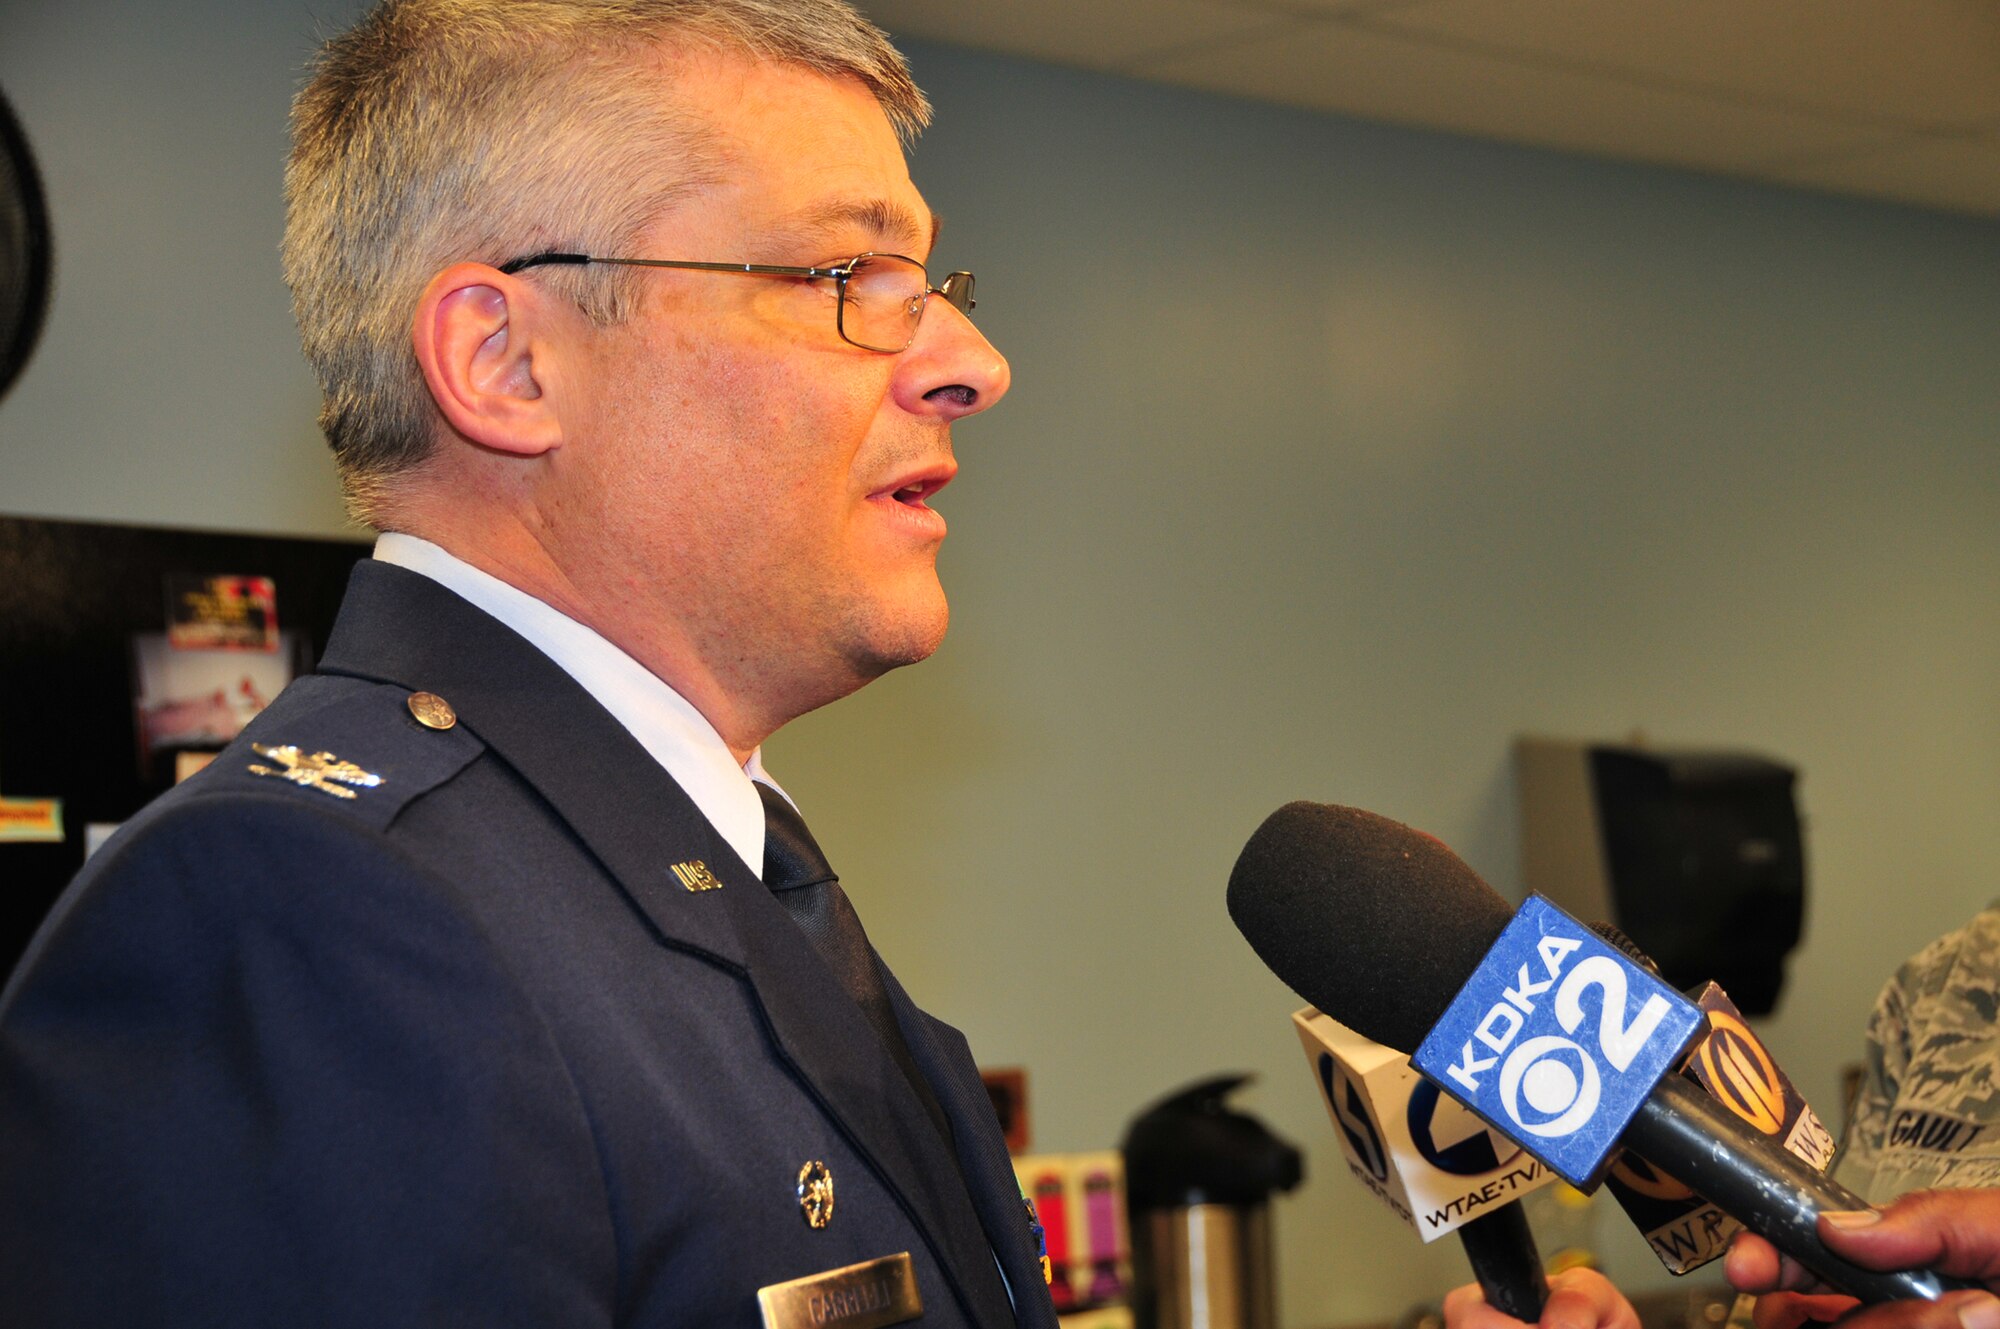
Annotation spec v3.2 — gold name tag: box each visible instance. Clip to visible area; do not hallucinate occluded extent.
[757,1251,922,1329]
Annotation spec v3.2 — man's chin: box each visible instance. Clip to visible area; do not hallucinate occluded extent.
[848,594,950,679]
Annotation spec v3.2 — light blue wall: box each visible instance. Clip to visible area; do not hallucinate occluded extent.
[0,0,353,534]
[4,7,1998,1325]
[797,42,1999,1322]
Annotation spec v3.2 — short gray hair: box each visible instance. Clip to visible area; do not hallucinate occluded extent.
[283,0,929,524]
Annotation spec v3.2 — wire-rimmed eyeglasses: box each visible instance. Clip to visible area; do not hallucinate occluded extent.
[496,250,976,354]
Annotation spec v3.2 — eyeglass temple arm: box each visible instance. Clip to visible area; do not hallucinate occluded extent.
[495,253,851,279]
[937,272,976,313]
[495,251,975,314]
[496,252,590,275]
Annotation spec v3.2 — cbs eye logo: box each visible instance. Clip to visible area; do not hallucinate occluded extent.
[1497,1036,1602,1138]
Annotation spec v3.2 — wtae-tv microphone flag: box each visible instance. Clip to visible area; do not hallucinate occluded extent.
[1295,1010,1558,1241]
[1412,895,1709,1189]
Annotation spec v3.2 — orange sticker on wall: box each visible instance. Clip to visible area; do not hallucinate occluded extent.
[0,798,64,843]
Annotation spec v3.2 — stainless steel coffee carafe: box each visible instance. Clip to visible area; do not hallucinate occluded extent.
[1123,1075,1302,1329]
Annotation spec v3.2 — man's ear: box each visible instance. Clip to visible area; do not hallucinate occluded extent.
[411,263,566,457]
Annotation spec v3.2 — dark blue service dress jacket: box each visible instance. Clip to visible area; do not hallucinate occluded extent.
[0,560,1056,1329]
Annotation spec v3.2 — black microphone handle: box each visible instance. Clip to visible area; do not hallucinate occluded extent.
[1624,1076,1976,1304]
[1457,1202,1549,1321]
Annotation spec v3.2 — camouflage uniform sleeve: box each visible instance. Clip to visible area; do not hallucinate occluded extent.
[1831,913,2000,1203]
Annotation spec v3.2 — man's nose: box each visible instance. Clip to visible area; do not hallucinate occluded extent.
[891,298,1010,420]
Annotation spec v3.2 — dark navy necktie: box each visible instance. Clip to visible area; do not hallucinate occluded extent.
[757,782,953,1144]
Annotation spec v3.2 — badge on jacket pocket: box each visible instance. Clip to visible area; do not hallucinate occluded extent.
[757,1251,922,1329]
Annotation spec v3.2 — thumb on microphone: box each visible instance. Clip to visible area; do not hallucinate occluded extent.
[1820,1195,2000,1285]
[1727,1192,2000,1329]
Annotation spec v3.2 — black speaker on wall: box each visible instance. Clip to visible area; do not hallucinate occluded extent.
[1516,737,1805,1015]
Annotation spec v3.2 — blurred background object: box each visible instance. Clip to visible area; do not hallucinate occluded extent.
[0,87,52,402]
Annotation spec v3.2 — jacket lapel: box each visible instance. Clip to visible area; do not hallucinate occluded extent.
[885,972,1061,1329]
[316,562,1018,1325]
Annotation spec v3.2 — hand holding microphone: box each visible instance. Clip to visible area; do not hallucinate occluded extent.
[1444,1266,1638,1329]
[1727,1191,2000,1329]
[1434,1183,2000,1329]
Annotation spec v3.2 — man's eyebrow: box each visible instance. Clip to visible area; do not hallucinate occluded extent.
[775,198,941,256]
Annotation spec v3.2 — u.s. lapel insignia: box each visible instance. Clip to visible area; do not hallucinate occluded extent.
[247,744,385,800]
[671,860,723,892]
[797,1160,835,1229]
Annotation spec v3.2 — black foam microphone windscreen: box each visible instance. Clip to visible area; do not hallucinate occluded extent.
[1231,803,1552,1319]
[1226,801,1515,1053]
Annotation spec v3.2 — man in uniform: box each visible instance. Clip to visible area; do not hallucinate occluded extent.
[0,2,1048,1325]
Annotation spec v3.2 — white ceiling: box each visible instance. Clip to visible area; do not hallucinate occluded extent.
[857,0,2000,220]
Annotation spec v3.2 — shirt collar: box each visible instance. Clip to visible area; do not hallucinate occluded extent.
[372,532,780,878]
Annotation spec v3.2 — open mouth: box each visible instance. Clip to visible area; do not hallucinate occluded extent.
[874,462,955,509]
[889,477,947,507]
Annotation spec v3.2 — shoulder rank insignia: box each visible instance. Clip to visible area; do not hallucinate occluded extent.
[247,744,385,800]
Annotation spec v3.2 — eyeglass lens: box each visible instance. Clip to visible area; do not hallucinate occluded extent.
[836,255,977,352]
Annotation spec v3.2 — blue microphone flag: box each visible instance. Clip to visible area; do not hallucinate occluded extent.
[1412,895,1708,1188]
